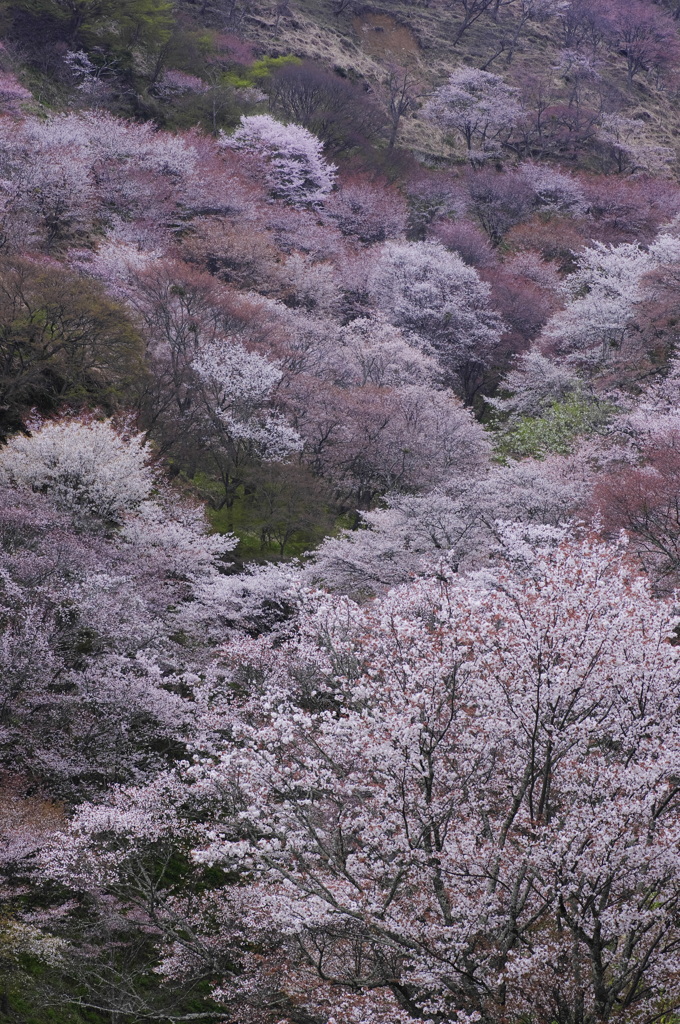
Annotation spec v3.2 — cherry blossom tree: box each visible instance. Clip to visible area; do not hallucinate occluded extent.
[324,177,408,245]
[518,161,585,215]
[489,349,580,420]
[342,317,441,387]
[305,482,486,597]
[276,252,342,314]
[483,265,559,358]
[220,114,337,208]
[129,262,301,506]
[0,414,240,797]
[191,336,303,494]
[368,240,503,401]
[303,315,441,391]
[0,112,198,248]
[190,531,680,1024]
[307,451,589,596]
[542,234,680,370]
[465,168,534,245]
[607,0,680,83]
[54,530,680,1024]
[284,373,490,507]
[580,176,680,247]
[596,113,674,175]
[431,219,497,268]
[590,365,680,588]
[0,418,155,524]
[0,486,186,796]
[405,173,467,241]
[0,69,32,116]
[423,67,521,162]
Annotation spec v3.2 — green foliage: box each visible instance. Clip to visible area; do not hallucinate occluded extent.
[1,0,173,69]
[242,462,337,557]
[202,466,338,561]
[494,395,615,461]
[0,936,221,1023]
[133,30,295,130]
[140,84,242,133]
[83,0,174,53]
[222,55,300,89]
[0,258,145,438]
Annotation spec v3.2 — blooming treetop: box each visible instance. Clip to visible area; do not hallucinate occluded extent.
[0,111,198,246]
[368,240,503,398]
[55,529,680,1024]
[544,233,680,366]
[193,530,680,1024]
[192,339,302,462]
[0,418,155,523]
[307,454,588,596]
[489,349,580,420]
[220,115,337,208]
[423,67,522,161]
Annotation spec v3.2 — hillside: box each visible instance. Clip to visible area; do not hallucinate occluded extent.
[214,0,680,167]
[2,1,680,1023]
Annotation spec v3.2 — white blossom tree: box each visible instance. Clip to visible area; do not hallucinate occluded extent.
[307,453,589,597]
[543,233,680,368]
[313,315,442,390]
[423,68,522,162]
[0,418,155,524]
[192,338,302,502]
[0,420,238,797]
[488,349,580,420]
[519,161,586,214]
[220,114,337,208]
[368,240,503,401]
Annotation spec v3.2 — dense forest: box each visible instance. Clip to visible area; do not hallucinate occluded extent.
[4,0,680,1022]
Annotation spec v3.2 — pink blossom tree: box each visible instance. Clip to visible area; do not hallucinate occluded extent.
[54,530,680,1024]
[607,0,680,83]
[0,417,236,797]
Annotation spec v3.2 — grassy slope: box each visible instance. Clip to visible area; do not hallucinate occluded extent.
[231,0,680,171]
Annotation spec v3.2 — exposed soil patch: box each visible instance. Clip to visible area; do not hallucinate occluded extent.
[352,12,420,63]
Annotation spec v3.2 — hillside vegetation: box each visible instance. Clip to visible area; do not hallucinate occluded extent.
[3,2,680,1023]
